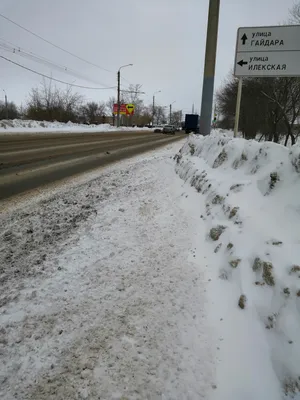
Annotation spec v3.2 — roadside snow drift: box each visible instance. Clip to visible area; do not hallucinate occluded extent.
[0,143,216,400]
[0,119,151,134]
[175,131,300,400]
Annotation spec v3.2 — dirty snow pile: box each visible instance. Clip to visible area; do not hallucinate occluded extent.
[0,142,217,400]
[0,119,151,133]
[175,131,300,399]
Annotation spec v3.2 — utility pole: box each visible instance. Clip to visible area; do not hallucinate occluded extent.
[2,89,8,119]
[170,101,176,124]
[152,90,161,127]
[199,0,220,135]
[5,94,8,120]
[117,70,120,128]
[153,96,155,126]
[117,64,133,128]
[192,103,195,114]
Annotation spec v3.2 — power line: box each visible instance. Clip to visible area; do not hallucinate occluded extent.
[121,76,133,85]
[0,38,114,87]
[0,12,112,73]
[0,38,101,83]
[120,90,145,94]
[0,39,130,91]
[0,55,116,90]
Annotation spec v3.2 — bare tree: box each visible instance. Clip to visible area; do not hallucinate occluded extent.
[106,96,116,125]
[135,104,152,126]
[122,84,145,125]
[80,101,107,124]
[26,79,83,122]
[217,75,284,140]
[82,102,98,124]
[217,72,300,145]
[0,100,19,120]
[98,101,107,117]
[106,96,116,114]
[289,2,300,23]
[262,78,300,145]
[155,106,167,125]
[171,111,182,127]
[58,85,83,121]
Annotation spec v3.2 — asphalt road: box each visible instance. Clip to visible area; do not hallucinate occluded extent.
[0,130,185,200]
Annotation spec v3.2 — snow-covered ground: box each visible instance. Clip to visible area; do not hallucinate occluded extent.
[175,131,300,400]
[0,119,151,134]
[0,141,216,400]
[218,127,298,147]
[2,130,300,399]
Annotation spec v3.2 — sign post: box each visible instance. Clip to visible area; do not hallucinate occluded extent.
[233,78,243,138]
[233,25,300,136]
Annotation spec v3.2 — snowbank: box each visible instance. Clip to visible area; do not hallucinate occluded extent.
[216,127,298,146]
[175,130,300,399]
[0,143,215,399]
[0,119,152,134]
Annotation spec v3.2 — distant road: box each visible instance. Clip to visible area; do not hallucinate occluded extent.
[0,130,185,200]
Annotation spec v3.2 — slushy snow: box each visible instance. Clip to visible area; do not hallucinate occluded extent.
[1,130,300,399]
[0,142,215,400]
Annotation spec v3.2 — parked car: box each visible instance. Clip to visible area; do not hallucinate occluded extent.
[154,126,164,133]
[163,125,176,134]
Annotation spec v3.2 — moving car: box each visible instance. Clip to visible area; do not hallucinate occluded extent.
[154,125,164,133]
[184,114,199,134]
[163,125,176,134]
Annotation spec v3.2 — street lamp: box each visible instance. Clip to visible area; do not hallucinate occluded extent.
[117,64,133,127]
[2,89,8,119]
[169,101,176,124]
[152,90,161,127]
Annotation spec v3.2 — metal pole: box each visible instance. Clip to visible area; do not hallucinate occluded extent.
[234,78,243,138]
[117,70,121,127]
[116,64,133,128]
[5,94,8,119]
[199,0,220,135]
[152,91,161,127]
[169,101,175,124]
[152,95,155,127]
[2,89,8,119]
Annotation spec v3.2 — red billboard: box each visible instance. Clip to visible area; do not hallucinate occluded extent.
[113,103,135,115]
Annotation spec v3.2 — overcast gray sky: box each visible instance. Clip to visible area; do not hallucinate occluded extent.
[0,0,296,113]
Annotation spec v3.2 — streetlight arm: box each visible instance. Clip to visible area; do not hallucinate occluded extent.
[118,63,133,72]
